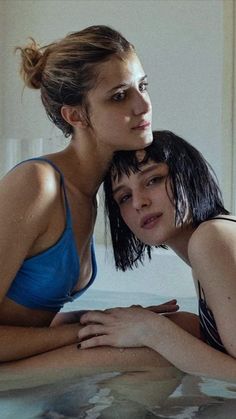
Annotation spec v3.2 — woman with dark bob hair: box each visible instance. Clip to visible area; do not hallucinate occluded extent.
[79,130,236,382]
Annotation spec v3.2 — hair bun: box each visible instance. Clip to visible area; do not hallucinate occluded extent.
[16,38,46,89]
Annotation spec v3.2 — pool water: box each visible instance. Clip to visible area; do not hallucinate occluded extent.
[1,375,236,418]
[0,290,236,419]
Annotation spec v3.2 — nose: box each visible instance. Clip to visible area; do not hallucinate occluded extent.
[133,90,151,116]
[132,191,151,211]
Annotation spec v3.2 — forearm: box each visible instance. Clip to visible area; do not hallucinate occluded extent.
[0,323,79,361]
[0,344,175,391]
[145,315,236,382]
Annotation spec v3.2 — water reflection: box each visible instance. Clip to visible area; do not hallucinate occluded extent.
[1,368,236,419]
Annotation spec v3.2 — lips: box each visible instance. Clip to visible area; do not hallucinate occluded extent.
[140,213,162,228]
[132,121,151,130]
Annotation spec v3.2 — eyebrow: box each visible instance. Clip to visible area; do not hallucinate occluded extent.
[112,164,161,196]
[107,75,147,95]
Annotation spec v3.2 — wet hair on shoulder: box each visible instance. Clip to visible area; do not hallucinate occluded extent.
[15,25,135,137]
[103,130,229,271]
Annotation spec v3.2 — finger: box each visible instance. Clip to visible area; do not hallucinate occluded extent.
[146,303,179,313]
[160,299,178,305]
[78,335,111,349]
[145,300,177,310]
[78,324,107,340]
[146,305,179,312]
[80,311,110,325]
[104,307,128,313]
[160,304,179,312]
[104,308,119,314]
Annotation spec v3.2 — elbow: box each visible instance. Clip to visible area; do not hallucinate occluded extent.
[223,340,236,358]
[226,348,236,359]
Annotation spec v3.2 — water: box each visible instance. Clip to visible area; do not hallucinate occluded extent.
[0,290,235,418]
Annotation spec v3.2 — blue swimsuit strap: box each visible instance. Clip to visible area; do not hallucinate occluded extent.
[15,157,72,227]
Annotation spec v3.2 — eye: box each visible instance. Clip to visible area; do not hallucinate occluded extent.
[147,176,164,186]
[112,91,126,102]
[139,81,148,93]
[117,193,131,205]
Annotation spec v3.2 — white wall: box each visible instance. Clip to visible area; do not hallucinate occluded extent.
[0,0,6,139]
[0,0,234,244]
[232,1,236,213]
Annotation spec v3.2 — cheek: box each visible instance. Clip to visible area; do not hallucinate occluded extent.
[107,111,129,127]
[91,112,124,134]
[120,207,128,223]
[120,206,135,229]
[122,212,141,238]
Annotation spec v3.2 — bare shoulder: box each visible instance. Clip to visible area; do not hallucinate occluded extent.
[188,216,236,265]
[0,160,60,204]
[188,217,236,357]
[0,160,63,295]
[0,160,61,232]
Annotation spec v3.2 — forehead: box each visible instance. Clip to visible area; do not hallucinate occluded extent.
[89,52,145,94]
[112,161,169,189]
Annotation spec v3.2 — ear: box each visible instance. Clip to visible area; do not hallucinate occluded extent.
[61,105,88,128]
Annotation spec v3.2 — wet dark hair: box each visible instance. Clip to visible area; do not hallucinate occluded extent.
[103,130,229,271]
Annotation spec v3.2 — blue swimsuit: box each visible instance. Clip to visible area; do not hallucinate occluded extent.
[6,158,97,312]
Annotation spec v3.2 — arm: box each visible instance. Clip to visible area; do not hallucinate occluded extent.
[188,220,236,358]
[78,222,236,382]
[0,162,79,360]
[0,323,79,362]
[0,342,175,391]
[78,306,236,382]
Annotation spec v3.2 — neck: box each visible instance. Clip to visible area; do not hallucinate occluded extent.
[165,225,196,266]
[48,133,114,198]
[68,141,113,196]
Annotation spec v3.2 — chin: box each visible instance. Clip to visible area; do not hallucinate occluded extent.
[133,132,153,149]
[140,131,153,146]
[137,236,158,247]
[140,234,164,247]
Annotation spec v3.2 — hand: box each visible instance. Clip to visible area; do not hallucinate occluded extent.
[116,298,179,315]
[78,305,163,349]
[144,299,179,314]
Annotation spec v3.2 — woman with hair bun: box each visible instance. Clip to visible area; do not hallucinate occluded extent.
[0,26,179,388]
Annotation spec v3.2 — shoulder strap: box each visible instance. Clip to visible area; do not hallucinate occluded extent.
[210,217,236,223]
[14,157,72,226]
[197,281,206,301]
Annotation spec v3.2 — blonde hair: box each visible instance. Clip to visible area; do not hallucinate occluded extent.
[16,25,134,137]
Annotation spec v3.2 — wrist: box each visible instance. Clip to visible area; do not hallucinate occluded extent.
[56,323,79,345]
[139,312,162,346]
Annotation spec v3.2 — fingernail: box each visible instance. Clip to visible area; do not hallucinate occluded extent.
[77,343,81,349]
